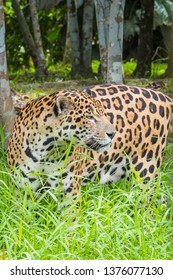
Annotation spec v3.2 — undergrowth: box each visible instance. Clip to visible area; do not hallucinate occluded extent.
[0,135,173,260]
[10,60,168,87]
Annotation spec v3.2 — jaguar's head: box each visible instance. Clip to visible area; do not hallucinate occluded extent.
[53,90,115,151]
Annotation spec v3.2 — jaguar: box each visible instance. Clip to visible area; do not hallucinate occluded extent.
[7,84,173,206]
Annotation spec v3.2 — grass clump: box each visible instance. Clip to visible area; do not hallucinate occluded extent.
[0,136,173,260]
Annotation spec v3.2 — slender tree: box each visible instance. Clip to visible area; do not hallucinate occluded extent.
[164,23,173,78]
[82,0,94,75]
[12,0,38,70]
[29,0,47,75]
[12,0,47,76]
[135,0,154,77]
[95,0,125,83]
[94,0,109,80]
[67,0,81,75]
[63,9,72,64]
[107,0,125,83]
[0,1,15,148]
[67,0,94,77]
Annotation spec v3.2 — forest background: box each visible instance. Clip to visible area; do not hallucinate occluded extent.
[4,0,173,82]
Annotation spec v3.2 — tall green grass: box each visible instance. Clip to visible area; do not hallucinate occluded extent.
[0,134,173,260]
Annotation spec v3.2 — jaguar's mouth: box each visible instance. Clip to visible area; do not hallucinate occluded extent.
[85,139,111,152]
[96,142,111,152]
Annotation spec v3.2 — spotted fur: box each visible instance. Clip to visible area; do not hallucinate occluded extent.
[7,84,173,205]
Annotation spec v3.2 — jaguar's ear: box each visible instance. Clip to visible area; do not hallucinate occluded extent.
[54,96,74,116]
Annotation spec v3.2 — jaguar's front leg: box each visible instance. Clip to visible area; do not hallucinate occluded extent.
[46,169,82,217]
[61,173,82,217]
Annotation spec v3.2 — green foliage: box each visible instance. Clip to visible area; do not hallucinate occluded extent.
[4,1,66,72]
[124,0,173,41]
[91,60,101,74]
[9,62,72,88]
[152,62,167,77]
[39,4,67,66]
[123,60,137,76]
[121,61,167,78]
[5,1,30,71]
[47,62,71,77]
[47,28,60,43]
[155,0,173,26]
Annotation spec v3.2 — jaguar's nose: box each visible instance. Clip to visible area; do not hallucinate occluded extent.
[106,132,115,140]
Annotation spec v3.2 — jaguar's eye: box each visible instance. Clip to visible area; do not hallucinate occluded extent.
[86,115,96,122]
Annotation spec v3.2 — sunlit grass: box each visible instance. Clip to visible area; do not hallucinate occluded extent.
[0,135,173,260]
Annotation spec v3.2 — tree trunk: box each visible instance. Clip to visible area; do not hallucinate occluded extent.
[107,0,125,84]
[12,0,47,76]
[63,9,72,64]
[29,0,47,76]
[82,0,94,76]
[94,0,110,81]
[0,1,15,148]
[67,0,81,77]
[66,0,94,77]
[164,23,173,78]
[135,0,154,77]
[95,0,125,83]
[12,0,37,68]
